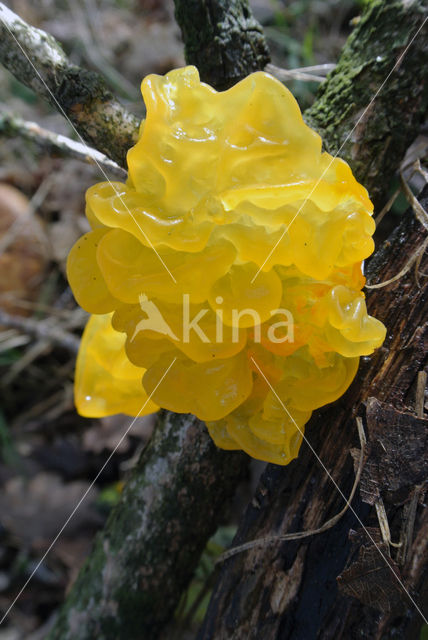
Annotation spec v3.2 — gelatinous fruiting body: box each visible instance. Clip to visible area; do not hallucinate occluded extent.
[67,66,386,465]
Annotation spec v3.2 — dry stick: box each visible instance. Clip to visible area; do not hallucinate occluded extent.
[218,417,366,563]
[66,0,139,100]
[375,498,401,549]
[366,236,428,289]
[374,186,401,226]
[265,62,328,83]
[416,370,427,419]
[0,333,30,353]
[365,238,428,289]
[398,485,425,566]
[401,163,428,231]
[0,110,127,179]
[0,309,80,353]
[3,339,52,385]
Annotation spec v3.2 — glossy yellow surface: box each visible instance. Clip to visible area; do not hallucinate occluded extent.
[75,313,158,417]
[67,66,386,465]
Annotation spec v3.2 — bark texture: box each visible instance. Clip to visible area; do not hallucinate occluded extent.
[199,1,428,633]
[198,0,428,640]
[305,0,428,211]
[0,110,126,179]
[0,3,139,168]
[173,0,270,90]
[198,199,428,639]
[47,412,247,640]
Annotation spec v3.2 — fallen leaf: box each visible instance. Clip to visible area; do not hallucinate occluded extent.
[338,527,405,613]
[0,184,49,315]
[352,398,428,505]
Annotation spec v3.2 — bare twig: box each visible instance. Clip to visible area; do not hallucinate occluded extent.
[291,63,336,74]
[416,370,427,419]
[265,62,331,84]
[0,110,127,179]
[66,0,139,100]
[375,498,401,549]
[374,186,401,226]
[0,309,80,354]
[401,162,428,232]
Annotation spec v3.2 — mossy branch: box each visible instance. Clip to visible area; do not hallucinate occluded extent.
[200,1,428,637]
[0,3,139,168]
[305,0,428,210]
[47,413,247,640]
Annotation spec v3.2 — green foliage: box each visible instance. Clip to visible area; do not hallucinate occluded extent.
[175,525,237,628]
[96,482,123,515]
[302,23,315,63]
[356,0,376,7]
[0,348,21,366]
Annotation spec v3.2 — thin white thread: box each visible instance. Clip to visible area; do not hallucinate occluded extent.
[251,15,428,283]
[250,356,428,624]
[0,357,176,626]
[0,10,177,284]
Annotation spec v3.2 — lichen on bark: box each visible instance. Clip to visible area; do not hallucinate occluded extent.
[47,412,247,640]
[305,0,428,210]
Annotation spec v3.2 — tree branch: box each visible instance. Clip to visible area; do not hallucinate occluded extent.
[173,0,270,89]
[199,1,428,636]
[0,110,127,179]
[47,412,247,640]
[305,0,428,210]
[0,3,139,168]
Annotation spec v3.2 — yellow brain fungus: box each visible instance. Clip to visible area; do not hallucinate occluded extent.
[67,66,386,465]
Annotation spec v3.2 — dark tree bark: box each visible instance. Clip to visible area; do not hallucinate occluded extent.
[173,0,270,89]
[305,0,428,210]
[198,1,428,635]
[47,413,247,640]
[198,198,428,640]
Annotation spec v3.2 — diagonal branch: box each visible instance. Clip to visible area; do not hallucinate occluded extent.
[0,3,139,168]
[305,0,428,210]
[0,110,127,179]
